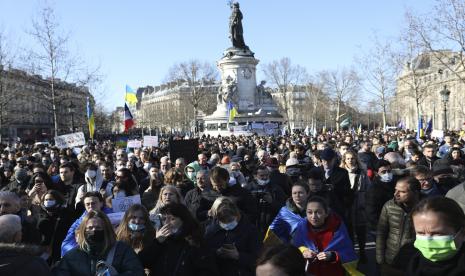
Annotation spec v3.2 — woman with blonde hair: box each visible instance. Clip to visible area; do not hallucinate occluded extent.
[53,210,144,276]
[149,185,183,228]
[116,204,155,253]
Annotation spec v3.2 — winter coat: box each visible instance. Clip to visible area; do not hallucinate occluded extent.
[407,242,465,276]
[184,187,217,220]
[60,206,113,257]
[376,199,416,265]
[365,177,396,232]
[37,207,74,265]
[269,169,292,196]
[347,168,371,227]
[322,166,353,211]
[417,156,439,170]
[0,243,51,276]
[204,216,260,276]
[446,182,465,214]
[54,241,144,276]
[138,237,219,276]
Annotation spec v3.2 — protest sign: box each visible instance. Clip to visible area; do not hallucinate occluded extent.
[169,138,198,165]
[143,136,159,147]
[127,140,142,148]
[431,129,444,139]
[54,132,86,149]
[107,212,124,225]
[111,194,141,213]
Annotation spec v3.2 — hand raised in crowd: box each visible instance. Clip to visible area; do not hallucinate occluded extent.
[155,224,172,243]
[217,244,239,260]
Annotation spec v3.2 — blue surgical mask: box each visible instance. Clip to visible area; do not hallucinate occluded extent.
[44,200,56,208]
[219,220,238,231]
[380,172,393,183]
[128,222,145,232]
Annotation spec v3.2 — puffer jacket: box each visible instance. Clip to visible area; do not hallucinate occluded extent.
[376,199,416,265]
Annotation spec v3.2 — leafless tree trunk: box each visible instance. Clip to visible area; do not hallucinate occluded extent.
[320,68,360,131]
[356,34,396,130]
[166,60,218,134]
[263,57,307,130]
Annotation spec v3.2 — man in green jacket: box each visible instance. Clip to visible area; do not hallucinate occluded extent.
[376,176,420,274]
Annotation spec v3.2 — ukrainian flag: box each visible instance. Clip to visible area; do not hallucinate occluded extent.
[227,101,238,122]
[417,116,424,140]
[125,85,138,105]
[86,97,95,140]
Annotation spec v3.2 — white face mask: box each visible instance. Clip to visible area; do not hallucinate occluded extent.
[256,179,270,186]
[219,219,238,231]
[143,163,152,171]
[87,170,97,179]
[187,171,196,179]
[380,172,393,183]
[44,200,56,208]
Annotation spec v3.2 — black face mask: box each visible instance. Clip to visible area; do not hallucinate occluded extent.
[85,230,105,244]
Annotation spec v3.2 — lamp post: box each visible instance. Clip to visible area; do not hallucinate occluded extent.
[68,101,75,132]
[439,85,451,130]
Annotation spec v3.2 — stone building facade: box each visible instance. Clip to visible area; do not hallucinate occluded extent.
[395,50,465,130]
[0,66,92,142]
[134,80,219,133]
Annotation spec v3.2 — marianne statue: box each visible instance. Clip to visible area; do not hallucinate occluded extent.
[229,2,247,49]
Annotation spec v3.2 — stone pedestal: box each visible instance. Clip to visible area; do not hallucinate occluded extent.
[217,47,258,112]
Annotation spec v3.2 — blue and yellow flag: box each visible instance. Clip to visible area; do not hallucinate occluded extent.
[125,85,138,105]
[227,101,238,122]
[263,206,305,247]
[417,116,424,140]
[86,97,95,140]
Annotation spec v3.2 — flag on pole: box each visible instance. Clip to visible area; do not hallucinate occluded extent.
[227,101,238,122]
[125,85,138,105]
[86,97,95,140]
[417,116,424,140]
[124,103,134,132]
[425,118,433,133]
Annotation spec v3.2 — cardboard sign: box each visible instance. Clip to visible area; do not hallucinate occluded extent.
[127,140,142,148]
[431,129,444,139]
[143,136,159,147]
[111,194,141,213]
[54,132,86,149]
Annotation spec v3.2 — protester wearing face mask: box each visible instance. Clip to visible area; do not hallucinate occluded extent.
[406,197,465,275]
[248,166,286,234]
[139,203,219,276]
[76,164,112,207]
[433,163,460,193]
[116,204,156,274]
[411,165,444,197]
[205,199,260,276]
[366,159,396,236]
[53,210,144,276]
[37,190,74,265]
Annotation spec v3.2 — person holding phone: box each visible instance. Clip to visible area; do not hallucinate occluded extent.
[204,198,260,276]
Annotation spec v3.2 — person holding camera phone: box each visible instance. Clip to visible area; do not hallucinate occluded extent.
[204,198,260,276]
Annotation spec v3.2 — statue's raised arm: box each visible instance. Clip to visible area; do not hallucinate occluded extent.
[229,2,247,49]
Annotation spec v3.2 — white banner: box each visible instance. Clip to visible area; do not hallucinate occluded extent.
[251,123,264,129]
[54,132,86,149]
[127,140,142,148]
[431,129,444,139]
[111,195,141,213]
[143,136,159,147]
[264,122,279,129]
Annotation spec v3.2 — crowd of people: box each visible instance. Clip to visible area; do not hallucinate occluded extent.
[1,129,465,276]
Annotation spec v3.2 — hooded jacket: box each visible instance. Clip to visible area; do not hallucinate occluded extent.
[0,243,51,276]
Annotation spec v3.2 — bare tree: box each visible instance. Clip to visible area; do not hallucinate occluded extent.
[394,25,430,128]
[406,0,465,83]
[27,5,101,137]
[305,74,327,131]
[263,57,307,130]
[166,60,218,133]
[356,34,396,130]
[320,68,360,131]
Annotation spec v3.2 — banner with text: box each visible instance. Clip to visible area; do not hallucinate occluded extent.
[54,132,86,149]
[111,195,141,213]
[143,136,159,147]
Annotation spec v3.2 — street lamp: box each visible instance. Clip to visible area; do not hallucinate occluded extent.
[439,85,451,130]
[68,101,75,132]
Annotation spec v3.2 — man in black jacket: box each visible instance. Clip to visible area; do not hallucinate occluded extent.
[417,144,439,170]
[0,214,51,276]
[320,148,352,219]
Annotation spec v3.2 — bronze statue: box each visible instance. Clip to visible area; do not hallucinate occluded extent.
[229,2,247,49]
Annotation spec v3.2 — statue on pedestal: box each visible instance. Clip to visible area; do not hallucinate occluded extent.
[229,2,247,49]
[217,76,238,107]
[256,80,272,104]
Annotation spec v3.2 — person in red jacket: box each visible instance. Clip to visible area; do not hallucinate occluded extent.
[292,196,360,276]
